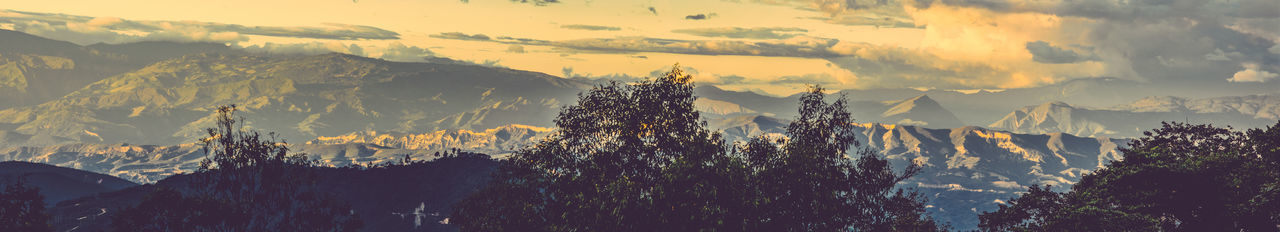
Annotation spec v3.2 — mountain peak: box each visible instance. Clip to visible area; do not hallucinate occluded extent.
[880,94,965,128]
[882,94,940,116]
[906,94,935,103]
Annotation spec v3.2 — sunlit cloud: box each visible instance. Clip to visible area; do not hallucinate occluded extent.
[0,9,398,45]
[672,27,808,39]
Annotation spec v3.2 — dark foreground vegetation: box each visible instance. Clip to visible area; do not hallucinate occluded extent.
[2,66,1278,231]
[452,66,944,231]
[980,121,1280,231]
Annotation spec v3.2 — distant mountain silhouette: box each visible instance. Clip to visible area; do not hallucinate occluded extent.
[0,161,137,205]
[1,125,549,183]
[991,95,1280,138]
[0,29,240,109]
[0,51,586,147]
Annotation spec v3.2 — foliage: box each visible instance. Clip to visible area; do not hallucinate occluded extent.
[112,105,362,232]
[739,87,939,231]
[453,66,943,231]
[979,121,1280,231]
[0,177,52,232]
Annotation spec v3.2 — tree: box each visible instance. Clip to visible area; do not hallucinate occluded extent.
[0,177,52,232]
[112,105,362,232]
[739,87,940,231]
[453,65,942,231]
[979,121,1280,231]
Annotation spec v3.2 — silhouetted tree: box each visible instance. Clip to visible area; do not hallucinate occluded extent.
[0,177,52,232]
[453,66,943,231]
[112,105,362,232]
[739,87,940,231]
[979,121,1280,231]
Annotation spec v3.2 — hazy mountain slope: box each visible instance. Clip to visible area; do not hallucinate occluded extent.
[0,52,587,147]
[693,85,796,117]
[85,41,241,65]
[0,161,138,204]
[0,125,549,183]
[49,155,498,232]
[988,101,1148,138]
[0,30,239,109]
[709,115,789,140]
[1113,95,1280,119]
[990,95,1280,138]
[832,78,1280,124]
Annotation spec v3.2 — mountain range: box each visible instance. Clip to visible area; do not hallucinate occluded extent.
[0,123,543,183]
[990,95,1280,138]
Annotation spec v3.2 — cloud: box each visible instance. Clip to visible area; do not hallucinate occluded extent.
[685,13,715,20]
[506,44,527,53]
[237,41,436,63]
[238,42,358,56]
[649,66,699,78]
[1025,41,1084,64]
[716,75,747,85]
[560,24,621,31]
[563,66,648,83]
[672,27,808,39]
[770,73,839,85]
[725,0,1277,88]
[430,31,1096,89]
[742,0,918,28]
[512,0,560,6]
[375,42,436,62]
[0,9,399,45]
[902,0,1279,84]
[1228,63,1279,83]
[429,32,492,41]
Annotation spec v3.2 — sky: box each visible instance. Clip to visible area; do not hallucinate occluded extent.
[2,0,1276,96]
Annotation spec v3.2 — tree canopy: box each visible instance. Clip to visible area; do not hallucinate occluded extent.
[111,105,362,232]
[0,177,52,232]
[979,121,1280,231]
[453,65,942,231]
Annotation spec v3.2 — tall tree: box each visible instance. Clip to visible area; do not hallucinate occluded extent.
[979,121,1280,231]
[0,177,52,232]
[453,66,942,231]
[740,87,938,231]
